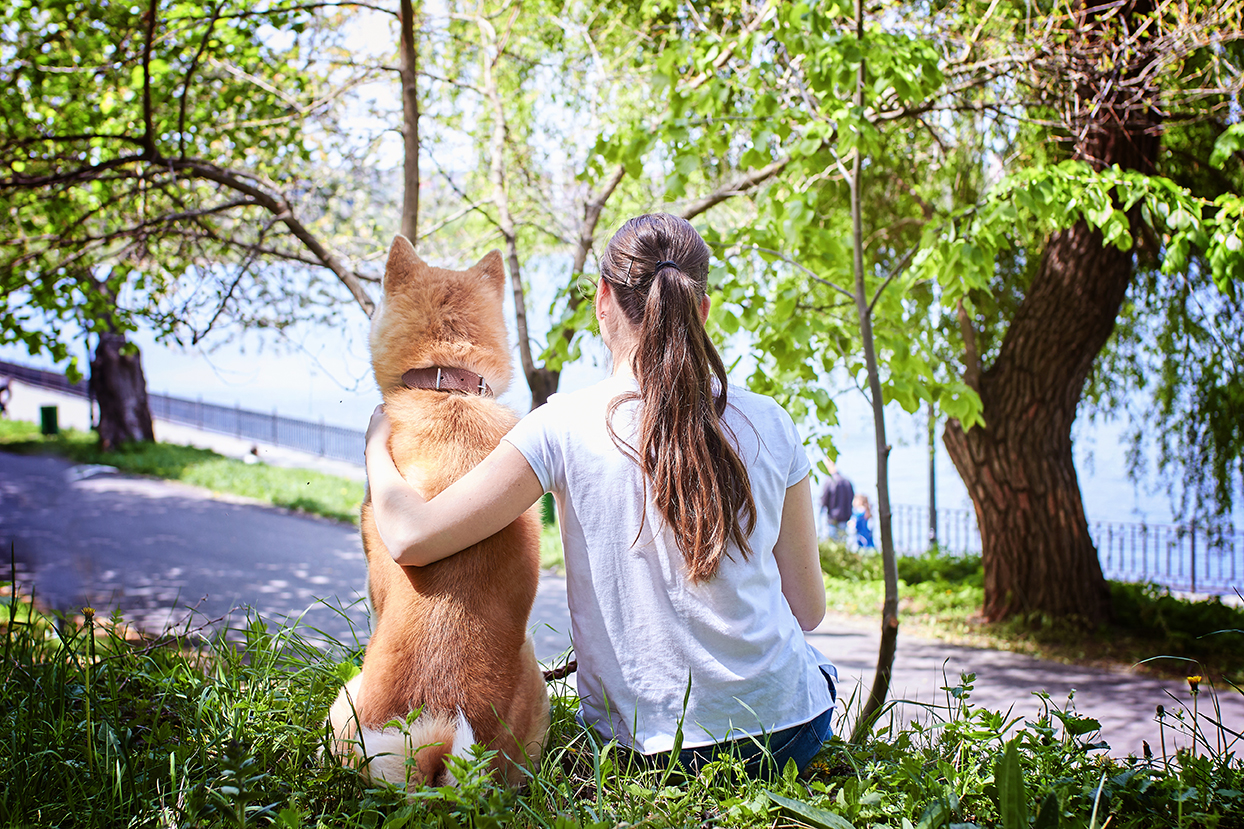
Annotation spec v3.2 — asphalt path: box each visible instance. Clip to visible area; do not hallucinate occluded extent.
[2,449,1241,760]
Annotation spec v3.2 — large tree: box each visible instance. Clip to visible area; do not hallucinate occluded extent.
[940,0,1163,623]
[395,0,797,410]
[939,0,1244,623]
[0,0,379,444]
[631,0,1243,626]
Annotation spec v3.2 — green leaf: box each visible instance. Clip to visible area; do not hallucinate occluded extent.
[765,791,855,829]
[1033,791,1061,829]
[1210,123,1244,169]
[994,739,1028,829]
[915,798,951,829]
[333,661,361,684]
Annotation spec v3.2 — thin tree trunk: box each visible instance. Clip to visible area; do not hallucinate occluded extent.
[399,0,419,243]
[942,0,1159,625]
[928,400,937,548]
[850,0,899,743]
[90,331,154,449]
[477,11,549,412]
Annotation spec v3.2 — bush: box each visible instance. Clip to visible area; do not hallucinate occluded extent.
[818,540,883,581]
[897,549,984,586]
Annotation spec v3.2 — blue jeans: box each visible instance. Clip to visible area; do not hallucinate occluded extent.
[604,667,837,780]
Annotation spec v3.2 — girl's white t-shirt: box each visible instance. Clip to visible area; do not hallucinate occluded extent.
[504,375,836,754]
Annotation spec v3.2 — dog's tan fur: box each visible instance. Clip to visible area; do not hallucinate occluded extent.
[327,235,549,789]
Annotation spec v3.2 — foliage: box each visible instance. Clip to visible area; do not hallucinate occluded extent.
[1112,582,1244,677]
[2,583,1242,827]
[898,549,985,587]
[0,0,377,374]
[819,539,885,581]
[539,522,564,572]
[0,418,363,524]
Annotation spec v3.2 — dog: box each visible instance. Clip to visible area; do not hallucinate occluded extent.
[327,235,549,789]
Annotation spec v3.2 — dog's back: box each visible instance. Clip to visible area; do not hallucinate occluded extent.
[328,236,548,789]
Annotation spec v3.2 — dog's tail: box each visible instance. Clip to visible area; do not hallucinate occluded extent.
[326,674,476,789]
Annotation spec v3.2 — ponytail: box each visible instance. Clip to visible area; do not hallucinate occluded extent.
[601,214,757,581]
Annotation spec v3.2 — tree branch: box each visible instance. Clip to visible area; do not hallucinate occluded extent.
[178,3,222,158]
[957,298,981,392]
[399,0,420,241]
[142,0,159,157]
[572,164,626,274]
[171,159,374,315]
[868,242,921,316]
[477,12,536,387]
[744,245,856,301]
[677,156,791,220]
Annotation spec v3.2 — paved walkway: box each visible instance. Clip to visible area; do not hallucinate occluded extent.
[2,382,1241,759]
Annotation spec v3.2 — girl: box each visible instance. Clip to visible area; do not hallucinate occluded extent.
[851,494,875,551]
[365,213,836,776]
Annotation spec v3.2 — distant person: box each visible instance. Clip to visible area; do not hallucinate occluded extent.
[0,376,10,417]
[851,493,875,550]
[820,461,854,541]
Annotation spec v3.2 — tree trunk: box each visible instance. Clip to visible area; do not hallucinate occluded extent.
[943,223,1129,624]
[398,0,419,243]
[849,0,899,742]
[942,0,1160,625]
[527,366,560,410]
[90,331,155,449]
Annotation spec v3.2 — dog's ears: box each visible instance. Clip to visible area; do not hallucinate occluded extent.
[473,250,505,295]
[384,235,424,293]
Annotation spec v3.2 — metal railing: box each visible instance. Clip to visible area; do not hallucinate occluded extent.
[0,358,366,464]
[0,359,89,397]
[891,503,982,556]
[146,394,365,464]
[888,503,1241,596]
[1093,519,1241,596]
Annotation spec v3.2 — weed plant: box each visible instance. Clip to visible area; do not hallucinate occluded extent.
[3,579,1242,828]
[0,419,363,524]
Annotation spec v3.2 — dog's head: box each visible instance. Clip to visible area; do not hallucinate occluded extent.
[369,235,512,395]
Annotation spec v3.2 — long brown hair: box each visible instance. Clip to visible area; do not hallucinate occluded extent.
[600,213,757,581]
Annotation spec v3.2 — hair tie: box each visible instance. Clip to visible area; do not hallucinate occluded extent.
[654,260,679,274]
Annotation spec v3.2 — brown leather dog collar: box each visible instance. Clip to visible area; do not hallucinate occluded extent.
[402,366,493,396]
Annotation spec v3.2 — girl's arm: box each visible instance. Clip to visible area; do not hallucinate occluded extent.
[772,475,826,631]
[366,407,545,567]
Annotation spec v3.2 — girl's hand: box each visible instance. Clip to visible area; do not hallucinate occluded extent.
[366,404,390,449]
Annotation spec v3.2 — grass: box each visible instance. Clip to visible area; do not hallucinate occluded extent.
[2,580,1241,828]
[0,418,364,525]
[2,423,1243,824]
[821,542,1244,685]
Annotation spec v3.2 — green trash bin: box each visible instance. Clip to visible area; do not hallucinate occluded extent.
[40,405,58,436]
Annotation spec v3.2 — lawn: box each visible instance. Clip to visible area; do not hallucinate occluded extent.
[819,542,1244,686]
